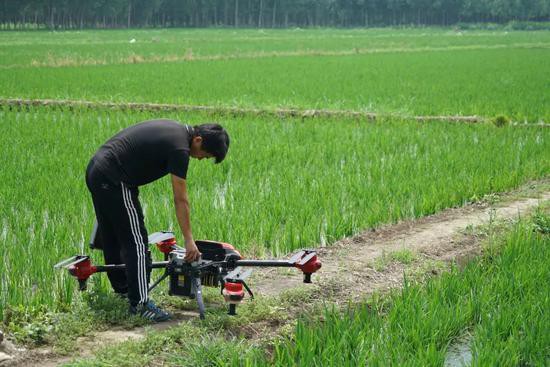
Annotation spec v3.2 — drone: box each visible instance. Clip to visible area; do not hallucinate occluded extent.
[55,231,321,319]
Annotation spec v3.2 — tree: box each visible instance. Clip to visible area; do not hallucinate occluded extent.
[0,0,548,29]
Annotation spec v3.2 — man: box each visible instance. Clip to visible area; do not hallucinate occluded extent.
[85,120,230,322]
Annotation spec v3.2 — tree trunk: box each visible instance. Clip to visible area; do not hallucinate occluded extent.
[271,0,276,27]
[224,0,229,25]
[127,1,132,28]
[248,0,252,26]
[258,0,263,27]
[214,4,218,25]
[50,4,55,29]
[234,0,239,27]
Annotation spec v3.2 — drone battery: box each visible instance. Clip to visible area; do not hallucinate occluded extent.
[167,250,193,296]
[169,273,192,296]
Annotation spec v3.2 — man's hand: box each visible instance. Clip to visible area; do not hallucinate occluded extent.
[185,239,201,262]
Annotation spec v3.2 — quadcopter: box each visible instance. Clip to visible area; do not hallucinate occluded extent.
[55,231,321,319]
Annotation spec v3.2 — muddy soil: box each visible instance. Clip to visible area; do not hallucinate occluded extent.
[3,184,549,367]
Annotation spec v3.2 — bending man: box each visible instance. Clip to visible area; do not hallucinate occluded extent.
[85,120,230,322]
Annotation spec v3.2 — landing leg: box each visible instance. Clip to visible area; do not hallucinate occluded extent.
[192,277,205,320]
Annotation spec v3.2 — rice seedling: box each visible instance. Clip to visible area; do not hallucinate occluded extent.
[0,105,548,321]
[2,29,548,123]
[257,215,550,366]
[1,28,549,68]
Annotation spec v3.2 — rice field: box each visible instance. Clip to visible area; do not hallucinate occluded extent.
[2,28,549,68]
[1,29,549,121]
[0,27,549,364]
[1,105,548,321]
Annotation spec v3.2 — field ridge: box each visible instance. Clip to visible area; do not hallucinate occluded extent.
[5,97,548,125]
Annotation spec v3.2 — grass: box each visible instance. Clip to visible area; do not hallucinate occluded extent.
[0,105,548,322]
[373,249,417,271]
[3,290,147,351]
[250,211,550,366]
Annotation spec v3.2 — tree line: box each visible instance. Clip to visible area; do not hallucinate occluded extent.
[1,0,549,29]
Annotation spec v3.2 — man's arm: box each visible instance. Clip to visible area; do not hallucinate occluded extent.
[171,174,201,262]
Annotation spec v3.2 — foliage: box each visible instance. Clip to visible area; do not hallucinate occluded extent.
[1,0,550,29]
[0,27,548,366]
[493,115,510,127]
[532,210,550,234]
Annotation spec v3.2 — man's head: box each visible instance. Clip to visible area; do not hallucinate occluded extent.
[190,123,230,163]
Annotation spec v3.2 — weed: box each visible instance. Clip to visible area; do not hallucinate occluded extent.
[493,114,510,127]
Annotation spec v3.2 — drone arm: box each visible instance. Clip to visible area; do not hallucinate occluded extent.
[56,257,170,291]
[93,261,168,272]
[233,250,321,283]
[233,260,294,267]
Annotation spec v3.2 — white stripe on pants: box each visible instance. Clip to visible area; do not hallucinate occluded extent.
[121,183,148,304]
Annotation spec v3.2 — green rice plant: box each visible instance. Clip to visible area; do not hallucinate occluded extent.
[493,115,510,127]
[2,28,549,68]
[1,47,549,122]
[258,215,549,366]
[0,106,548,321]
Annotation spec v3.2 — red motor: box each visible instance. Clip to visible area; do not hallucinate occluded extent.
[156,237,177,256]
[54,256,97,290]
[222,282,245,303]
[293,251,322,283]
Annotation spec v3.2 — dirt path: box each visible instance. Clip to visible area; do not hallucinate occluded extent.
[3,183,549,367]
[254,189,550,298]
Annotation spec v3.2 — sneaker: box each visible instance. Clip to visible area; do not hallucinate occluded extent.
[130,300,171,322]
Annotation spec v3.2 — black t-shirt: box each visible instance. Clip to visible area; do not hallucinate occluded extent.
[92,119,192,187]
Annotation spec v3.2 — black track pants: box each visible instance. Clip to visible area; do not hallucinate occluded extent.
[85,159,150,307]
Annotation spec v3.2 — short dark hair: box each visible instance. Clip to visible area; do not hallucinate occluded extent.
[193,123,230,163]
